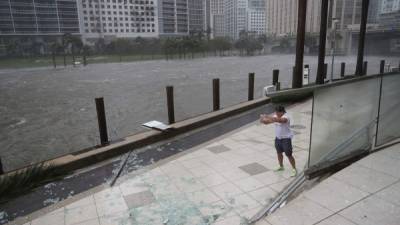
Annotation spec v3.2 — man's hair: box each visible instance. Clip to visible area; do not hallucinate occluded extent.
[275,105,286,113]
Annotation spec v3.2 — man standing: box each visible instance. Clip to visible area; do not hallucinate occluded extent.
[260,105,297,177]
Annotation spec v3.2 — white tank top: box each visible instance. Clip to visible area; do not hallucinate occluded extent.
[274,113,294,139]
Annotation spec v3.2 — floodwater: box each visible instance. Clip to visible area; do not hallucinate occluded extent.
[0,54,398,171]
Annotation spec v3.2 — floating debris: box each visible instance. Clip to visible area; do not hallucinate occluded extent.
[43,197,60,206]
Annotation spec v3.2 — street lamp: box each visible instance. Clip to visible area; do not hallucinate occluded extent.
[330,18,339,82]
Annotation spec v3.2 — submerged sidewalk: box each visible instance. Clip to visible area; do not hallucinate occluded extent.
[7,100,312,225]
[256,143,400,225]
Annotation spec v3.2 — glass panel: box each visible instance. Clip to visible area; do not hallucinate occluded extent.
[309,78,380,167]
[376,74,400,146]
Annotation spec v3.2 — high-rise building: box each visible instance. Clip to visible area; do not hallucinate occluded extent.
[265,0,321,36]
[158,0,206,36]
[265,0,298,36]
[247,0,266,35]
[0,0,80,35]
[224,0,248,40]
[210,0,225,38]
[379,0,400,30]
[188,0,206,33]
[77,0,159,43]
[331,0,362,31]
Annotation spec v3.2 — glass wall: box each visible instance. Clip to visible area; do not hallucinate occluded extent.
[376,74,400,146]
[309,78,381,167]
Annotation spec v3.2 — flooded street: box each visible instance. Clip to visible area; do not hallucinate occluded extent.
[0,54,398,171]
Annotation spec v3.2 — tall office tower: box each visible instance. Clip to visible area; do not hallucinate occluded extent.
[0,0,80,35]
[188,0,206,34]
[379,0,400,29]
[224,0,248,40]
[265,0,298,36]
[77,0,159,43]
[247,0,266,35]
[265,0,321,36]
[368,0,382,23]
[331,0,362,31]
[210,0,225,38]
[158,0,189,36]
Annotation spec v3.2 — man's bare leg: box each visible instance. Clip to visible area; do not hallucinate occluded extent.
[288,155,296,170]
[277,152,284,167]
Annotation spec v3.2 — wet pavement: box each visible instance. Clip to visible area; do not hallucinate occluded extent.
[0,55,397,171]
[1,100,313,225]
[256,143,400,225]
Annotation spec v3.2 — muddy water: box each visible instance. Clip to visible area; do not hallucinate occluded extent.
[0,54,398,171]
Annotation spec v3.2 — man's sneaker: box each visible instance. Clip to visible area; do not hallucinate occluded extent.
[274,166,284,172]
[290,169,297,177]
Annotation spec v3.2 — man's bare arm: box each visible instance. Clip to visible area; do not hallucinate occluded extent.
[266,116,288,123]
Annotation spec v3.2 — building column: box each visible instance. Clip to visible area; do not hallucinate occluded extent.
[316,0,329,84]
[355,0,370,76]
[293,0,307,88]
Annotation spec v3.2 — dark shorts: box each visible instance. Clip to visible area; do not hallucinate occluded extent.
[275,138,293,157]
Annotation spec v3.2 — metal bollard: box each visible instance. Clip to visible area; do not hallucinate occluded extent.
[95,97,109,146]
[276,82,281,91]
[340,62,346,77]
[212,79,220,111]
[380,60,385,74]
[52,53,56,68]
[363,61,368,75]
[83,55,87,66]
[166,86,175,124]
[248,73,255,101]
[0,157,4,175]
[63,53,67,67]
[272,69,279,86]
[324,63,328,79]
[292,66,296,88]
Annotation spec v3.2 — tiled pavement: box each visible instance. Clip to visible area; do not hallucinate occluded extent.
[11,100,312,225]
[256,143,400,225]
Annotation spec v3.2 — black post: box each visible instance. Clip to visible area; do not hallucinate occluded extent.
[293,0,308,88]
[0,157,4,175]
[355,0,370,76]
[52,53,56,68]
[212,79,220,111]
[272,69,279,86]
[324,63,328,80]
[72,54,76,67]
[340,62,346,77]
[83,54,87,66]
[248,72,255,101]
[95,97,109,146]
[363,61,368,75]
[292,66,296,88]
[276,82,281,91]
[316,0,329,84]
[166,86,175,124]
[380,60,385,74]
[63,53,67,67]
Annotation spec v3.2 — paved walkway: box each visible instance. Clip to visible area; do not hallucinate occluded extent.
[256,142,400,225]
[7,100,312,225]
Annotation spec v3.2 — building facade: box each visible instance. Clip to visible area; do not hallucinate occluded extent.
[379,0,400,30]
[157,0,206,36]
[210,0,224,38]
[0,0,80,35]
[247,0,266,35]
[265,0,321,36]
[188,0,206,34]
[224,0,248,40]
[77,0,159,43]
